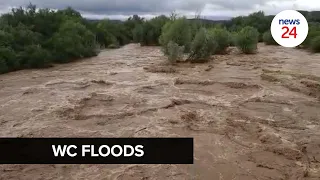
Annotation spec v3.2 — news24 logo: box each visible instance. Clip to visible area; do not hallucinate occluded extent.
[271,10,309,47]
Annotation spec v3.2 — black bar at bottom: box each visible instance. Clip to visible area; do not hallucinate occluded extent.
[0,138,193,164]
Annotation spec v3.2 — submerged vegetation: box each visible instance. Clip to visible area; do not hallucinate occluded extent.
[0,4,319,74]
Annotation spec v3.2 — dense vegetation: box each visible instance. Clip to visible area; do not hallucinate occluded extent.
[311,36,320,53]
[158,11,320,62]
[0,4,320,74]
[0,5,100,73]
[262,31,277,45]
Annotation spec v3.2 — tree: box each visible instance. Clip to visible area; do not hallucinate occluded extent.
[159,17,192,53]
[235,26,259,54]
[0,47,18,70]
[49,20,97,63]
[18,45,52,68]
[124,15,144,39]
[95,19,129,47]
[0,4,102,74]
[132,24,143,43]
[133,15,169,46]
[188,28,217,62]
[208,27,230,54]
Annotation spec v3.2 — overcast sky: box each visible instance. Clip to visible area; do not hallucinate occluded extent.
[0,0,319,20]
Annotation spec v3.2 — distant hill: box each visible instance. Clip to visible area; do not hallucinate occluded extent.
[86,19,122,23]
[85,15,232,23]
[86,18,231,25]
[188,18,230,24]
[201,16,232,21]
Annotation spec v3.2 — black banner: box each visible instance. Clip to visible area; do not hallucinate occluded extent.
[0,138,193,164]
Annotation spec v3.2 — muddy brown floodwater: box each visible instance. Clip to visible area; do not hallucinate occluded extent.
[0,44,320,180]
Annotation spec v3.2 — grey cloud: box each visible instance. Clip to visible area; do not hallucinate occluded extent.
[0,0,306,18]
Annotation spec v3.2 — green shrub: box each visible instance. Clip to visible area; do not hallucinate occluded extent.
[124,15,144,40]
[302,26,320,48]
[132,25,143,43]
[11,23,43,51]
[188,28,217,63]
[108,34,120,48]
[208,28,230,54]
[159,18,192,53]
[235,26,259,54]
[228,32,237,46]
[310,36,320,53]
[163,41,184,63]
[0,47,18,70]
[96,30,119,49]
[0,30,14,47]
[0,5,108,74]
[0,59,8,74]
[104,35,120,49]
[18,45,52,68]
[190,19,204,39]
[258,33,263,42]
[139,22,157,46]
[50,20,97,63]
[139,15,169,46]
[96,19,130,46]
[263,31,277,45]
